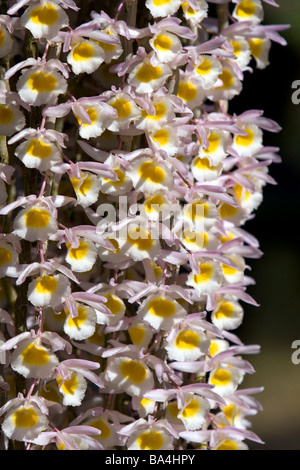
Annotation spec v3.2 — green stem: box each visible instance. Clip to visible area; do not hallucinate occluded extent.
[0,43,12,231]
[216,2,230,114]
[216,2,229,32]
[11,31,39,434]
[125,0,137,28]
[24,29,38,61]
[0,0,8,14]
[122,0,138,152]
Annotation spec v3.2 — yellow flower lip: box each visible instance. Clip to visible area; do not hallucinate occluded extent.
[142,102,166,121]
[202,132,220,154]
[72,42,95,62]
[177,81,197,102]
[57,372,79,395]
[216,440,239,451]
[21,342,50,366]
[249,38,264,58]
[175,330,199,350]
[26,139,53,159]
[107,237,120,253]
[71,174,93,195]
[24,208,50,229]
[235,0,256,18]
[67,306,88,328]
[27,71,57,93]
[136,62,162,83]
[152,128,170,146]
[13,407,39,429]
[0,104,14,125]
[210,368,232,386]
[214,301,235,319]
[127,227,154,251]
[194,157,218,171]
[235,127,255,146]
[181,1,196,15]
[219,202,239,219]
[35,275,58,295]
[196,57,212,75]
[137,430,164,450]
[138,161,165,183]
[181,398,200,418]
[144,194,165,213]
[216,68,234,90]
[68,240,89,260]
[88,418,112,440]
[109,98,132,119]
[81,108,98,128]
[104,293,124,315]
[119,359,147,384]
[128,325,146,345]
[185,201,208,221]
[0,246,13,266]
[192,263,213,284]
[0,29,5,48]
[96,27,117,52]
[148,297,176,318]
[153,0,172,6]
[29,4,59,26]
[153,34,172,51]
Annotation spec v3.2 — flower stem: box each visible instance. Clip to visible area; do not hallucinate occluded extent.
[216,3,229,114]
[216,3,229,32]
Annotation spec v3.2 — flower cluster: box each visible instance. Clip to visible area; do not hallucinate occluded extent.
[0,0,287,451]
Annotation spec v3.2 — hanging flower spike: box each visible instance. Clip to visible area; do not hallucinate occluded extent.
[0,0,287,452]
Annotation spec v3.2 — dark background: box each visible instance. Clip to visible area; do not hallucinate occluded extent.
[227,0,300,450]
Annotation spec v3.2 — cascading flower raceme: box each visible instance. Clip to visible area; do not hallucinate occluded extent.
[0,0,288,451]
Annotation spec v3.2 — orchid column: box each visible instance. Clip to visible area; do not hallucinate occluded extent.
[0,0,288,451]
